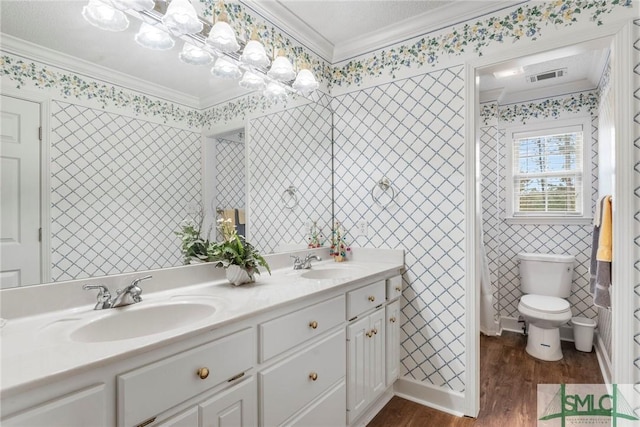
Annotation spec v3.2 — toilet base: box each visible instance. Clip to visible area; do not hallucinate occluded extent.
[525,324,563,361]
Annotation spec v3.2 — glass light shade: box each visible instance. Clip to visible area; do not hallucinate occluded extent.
[134,22,175,50]
[82,0,129,32]
[108,0,154,11]
[206,21,240,53]
[211,57,241,79]
[240,40,270,68]
[162,0,203,36]
[267,55,296,82]
[239,71,266,90]
[179,43,214,66]
[292,68,319,96]
[263,81,287,101]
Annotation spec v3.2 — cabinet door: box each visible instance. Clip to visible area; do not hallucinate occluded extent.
[199,377,256,427]
[2,384,106,427]
[385,300,400,386]
[369,308,386,400]
[346,316,369,424]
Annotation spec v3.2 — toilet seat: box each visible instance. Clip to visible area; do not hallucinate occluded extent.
[519,294,570,314]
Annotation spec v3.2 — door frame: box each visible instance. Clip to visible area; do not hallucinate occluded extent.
[2,87,52,284]
[464,19,635,416]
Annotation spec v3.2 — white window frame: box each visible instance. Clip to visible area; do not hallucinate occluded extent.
[505,116,593,225]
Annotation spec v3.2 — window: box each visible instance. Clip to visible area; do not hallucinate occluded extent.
[506,118,592,224]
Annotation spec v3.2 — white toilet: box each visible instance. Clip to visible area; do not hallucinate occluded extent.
[517,252,575,361]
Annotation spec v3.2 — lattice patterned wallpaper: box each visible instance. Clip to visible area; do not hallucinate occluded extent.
[50,101,201,282]
[479,101,599,326]
[216,138,245,210]
[333,66,467,392]
[247,101,333,254]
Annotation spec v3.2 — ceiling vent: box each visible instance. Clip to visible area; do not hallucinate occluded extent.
[527,68,568,83]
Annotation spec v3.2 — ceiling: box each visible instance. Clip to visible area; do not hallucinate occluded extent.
[0,1,606,107]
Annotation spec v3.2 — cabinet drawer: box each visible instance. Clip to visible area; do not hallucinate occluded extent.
[346,280,385,319]
[386,276,402,301]
[259,295,345,362]
[286,380,346,427]
[118,328,254,427]
[260,329,345,427]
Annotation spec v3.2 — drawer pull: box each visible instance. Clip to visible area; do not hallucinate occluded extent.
[395,286,401,292]
[309,372,318,381]
[365,331,372,338]
[368,296,375,302]
[197,367,210,380]
[390,317,397,323]
[372,328,378,335]
[309,320,319,329]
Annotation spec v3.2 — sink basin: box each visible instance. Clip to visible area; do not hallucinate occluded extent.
[70,302,216,342]
[300,267,360,280]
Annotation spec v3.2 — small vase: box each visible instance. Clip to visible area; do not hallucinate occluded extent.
[226,265,254,286]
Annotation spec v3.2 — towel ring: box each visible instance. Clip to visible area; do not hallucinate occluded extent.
[282,185,298,209]
[371,177,395,209]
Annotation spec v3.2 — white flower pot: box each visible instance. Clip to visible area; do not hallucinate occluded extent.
[225,265,254,286]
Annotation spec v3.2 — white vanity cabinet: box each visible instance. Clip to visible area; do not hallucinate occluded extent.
[118,328,255,427]
[346,280,387,425]
[258,295,347,427]
[2,384,107,427]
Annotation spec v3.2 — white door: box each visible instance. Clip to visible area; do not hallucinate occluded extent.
[385,300,401,386]
[0,95,42,288]
[369,308,386,400]
[346,316,369,424]
[200,377,257,427]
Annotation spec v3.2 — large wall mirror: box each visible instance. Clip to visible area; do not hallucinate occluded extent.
[0,1,333,288]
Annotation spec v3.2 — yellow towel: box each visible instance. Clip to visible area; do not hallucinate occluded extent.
[596,196,612,262]
[237,209,246,225]
[222,209,236,227]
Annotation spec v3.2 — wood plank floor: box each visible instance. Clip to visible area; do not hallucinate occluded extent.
[367,332,603,427]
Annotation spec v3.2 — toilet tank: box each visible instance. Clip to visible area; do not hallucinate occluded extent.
[518,253,575,298]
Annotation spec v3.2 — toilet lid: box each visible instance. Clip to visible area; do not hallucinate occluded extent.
[520,294,570,314]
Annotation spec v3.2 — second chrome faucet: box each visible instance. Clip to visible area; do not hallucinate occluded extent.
[291,253,322,270]
[83,275,152,310]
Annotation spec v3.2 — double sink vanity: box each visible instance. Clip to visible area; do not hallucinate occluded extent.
[0,247,404,427]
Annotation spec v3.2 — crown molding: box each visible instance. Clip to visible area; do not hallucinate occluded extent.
[332,1,523,63]
[0,34,200,109]
[240,0,334,63]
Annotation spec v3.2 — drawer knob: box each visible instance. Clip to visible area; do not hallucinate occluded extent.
[390,316,396,323]
[395,286,401,292]
[309,372,318,381]
[309,320,318,329]
[197,367,210,380]
[372,328,378,335]
[368,296,375,302]
[366,331,372,338]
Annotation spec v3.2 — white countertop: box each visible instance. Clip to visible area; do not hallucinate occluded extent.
[0,249,403,396]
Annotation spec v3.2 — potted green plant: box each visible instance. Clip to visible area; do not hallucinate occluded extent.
[208,218,271,285]
[175,216,210,264]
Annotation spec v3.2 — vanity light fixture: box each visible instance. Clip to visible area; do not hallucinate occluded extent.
[81,0,319,99]
[292,63,319,96]
[134,22,175,50]
[162,0,203,36]
[267,50,296,82]
[239,70,267,91]
[211,57,242,79]
[493,67,524,79]
[206,1,240,53]
[179,43,214,65]
[240,28,270,68]
[82,0,129,32]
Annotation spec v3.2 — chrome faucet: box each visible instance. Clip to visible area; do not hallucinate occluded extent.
[83,275,152,310]
[291,253,322,270]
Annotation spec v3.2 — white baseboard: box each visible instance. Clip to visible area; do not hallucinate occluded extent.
[594,331,612,384]
[499,316,574,341]
[393,376,465,417]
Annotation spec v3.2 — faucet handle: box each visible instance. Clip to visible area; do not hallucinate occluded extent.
[131,275,152,287]
[83,284,112,310]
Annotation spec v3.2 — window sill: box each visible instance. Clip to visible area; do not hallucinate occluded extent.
[505,217,593,226]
